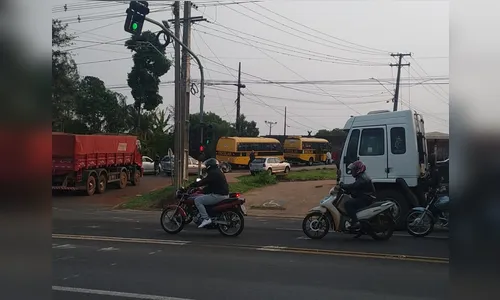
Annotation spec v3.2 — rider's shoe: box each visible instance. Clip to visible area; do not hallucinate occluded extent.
[198,218,212,228]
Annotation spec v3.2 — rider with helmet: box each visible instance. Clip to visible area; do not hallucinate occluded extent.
[188,158,229,228]
[339,160,376,230]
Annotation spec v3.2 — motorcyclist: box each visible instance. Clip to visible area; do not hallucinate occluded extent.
[339,160,376,230]
[188,158,229,228]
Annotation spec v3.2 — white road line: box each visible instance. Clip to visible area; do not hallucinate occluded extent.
[275,227,448,239]
[256,246,287,252]
[53,286,194,300]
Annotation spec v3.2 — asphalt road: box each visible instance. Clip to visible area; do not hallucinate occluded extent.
[53,208,448,299]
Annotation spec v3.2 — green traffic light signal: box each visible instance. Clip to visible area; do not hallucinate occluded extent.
[132,22,138,31]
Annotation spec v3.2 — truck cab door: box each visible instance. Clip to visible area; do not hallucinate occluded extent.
[357,126,388,180]
[387,125,418,185]
[340,129,360,184]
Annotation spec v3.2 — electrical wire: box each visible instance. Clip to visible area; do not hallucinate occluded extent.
[251,2,391,55]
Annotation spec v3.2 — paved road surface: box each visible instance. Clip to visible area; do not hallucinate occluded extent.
[53,208,448,299]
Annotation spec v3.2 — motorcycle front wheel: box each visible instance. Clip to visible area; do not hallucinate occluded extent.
[368,213,395,241]
[160,207,185,234]
[302,212,330,239]
[217,210,245,237]
[406,210,434,237]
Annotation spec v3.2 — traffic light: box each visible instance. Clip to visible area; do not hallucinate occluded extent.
[199,144,206,161]
[124,1,150,35]
[199,145,205,152]
[204,124,214,145]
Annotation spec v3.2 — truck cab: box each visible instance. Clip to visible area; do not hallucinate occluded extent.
[339,110,429,229]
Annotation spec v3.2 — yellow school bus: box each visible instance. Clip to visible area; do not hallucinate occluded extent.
[216,137,284,167]
[284,136,330,165]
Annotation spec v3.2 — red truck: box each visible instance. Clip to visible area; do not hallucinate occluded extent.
[52,133,143,196]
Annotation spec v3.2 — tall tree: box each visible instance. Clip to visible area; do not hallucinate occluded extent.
[235,114,259,137]
[52,19,79,131]
[125,31,171,112]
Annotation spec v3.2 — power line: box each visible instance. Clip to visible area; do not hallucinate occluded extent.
[194,25,386,66]
[222,3,388,56]
[251,2,390,55]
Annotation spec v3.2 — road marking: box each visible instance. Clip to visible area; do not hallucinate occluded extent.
[52,286,193,300]
[275,227,449,239]
[98,247,120,252]
[53,244,77,249]
[52,234,190,246]
[51,234,448,264]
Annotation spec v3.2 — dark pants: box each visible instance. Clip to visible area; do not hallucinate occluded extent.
[344,196,372,223]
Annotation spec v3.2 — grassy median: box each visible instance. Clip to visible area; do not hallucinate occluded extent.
[117,168,335,210]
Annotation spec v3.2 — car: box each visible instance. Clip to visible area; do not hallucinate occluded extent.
[142,155,161,175]
[162,155,206,176]
[249,157,291,175]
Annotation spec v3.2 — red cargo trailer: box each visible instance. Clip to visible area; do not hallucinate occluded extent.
[52,133,143,196]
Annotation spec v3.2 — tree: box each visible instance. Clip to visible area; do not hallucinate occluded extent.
[235,114,259,137]
[52,19,79,132]
[315,128,346,137]
[74,76,127,133]
[125,31,171,112]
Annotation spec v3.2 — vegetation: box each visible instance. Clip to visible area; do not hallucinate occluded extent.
[118,185,176,210]
[51,18,260,159]
[229,172,277,193]
[279,168,337,181]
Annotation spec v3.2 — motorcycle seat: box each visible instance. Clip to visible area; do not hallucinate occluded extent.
[206,198,240,208]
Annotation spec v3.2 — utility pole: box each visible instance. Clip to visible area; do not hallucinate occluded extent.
[390,53,411,111]
[180,1,191,182]
[173,1,182,189]
[265,120,277,136]
[283,106,287,136]
[171,4,207,177]
[235,62,244,135]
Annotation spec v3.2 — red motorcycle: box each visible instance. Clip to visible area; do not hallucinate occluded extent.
[160,186,247,237]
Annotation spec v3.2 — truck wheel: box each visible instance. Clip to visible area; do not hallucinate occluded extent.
[377,189,409,230]
[96,174,107,194]
[86,175,97,196]
[118,171,127,189]
[131,170,141,186]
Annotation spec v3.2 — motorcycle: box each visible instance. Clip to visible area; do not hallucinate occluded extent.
[302,185,396,241]
[406,186,449,237]
[160,180,247,237]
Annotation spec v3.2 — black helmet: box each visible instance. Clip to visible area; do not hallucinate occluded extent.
[204,158,218,170]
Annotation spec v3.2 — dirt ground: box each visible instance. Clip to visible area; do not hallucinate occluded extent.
[52,175,173,210]
[243,180,337,218]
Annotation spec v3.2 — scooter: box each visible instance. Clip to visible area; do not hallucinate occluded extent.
[302,185,396,241]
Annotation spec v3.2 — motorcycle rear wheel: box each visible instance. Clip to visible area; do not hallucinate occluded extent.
[160,207,185,234]
[369,213,395,241]
[217,210,245,237]
[302,212,330,239]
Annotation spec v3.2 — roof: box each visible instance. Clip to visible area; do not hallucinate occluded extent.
[220,136,281,143]
[426,131,449,140]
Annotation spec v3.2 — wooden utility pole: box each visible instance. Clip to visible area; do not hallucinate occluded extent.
[283,106,287,136]
[390,53,411,111]
[180,1,191,182]
[265,120,277,136]
[173,1,182,189]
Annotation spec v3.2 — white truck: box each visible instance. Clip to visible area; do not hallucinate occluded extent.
[339,110,430,229]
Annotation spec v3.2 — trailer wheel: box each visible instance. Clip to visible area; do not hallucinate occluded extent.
[86,174,97,196]
[131,170,141,186]
[96,174,107,194]
[118,171,127,189]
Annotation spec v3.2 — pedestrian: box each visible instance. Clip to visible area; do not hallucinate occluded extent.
[326,150,332,165]
[249,149,256,164]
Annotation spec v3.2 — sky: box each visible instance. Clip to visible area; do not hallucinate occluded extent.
[52,0,449,135]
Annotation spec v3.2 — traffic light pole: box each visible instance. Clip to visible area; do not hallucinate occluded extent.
[143,16,206,177]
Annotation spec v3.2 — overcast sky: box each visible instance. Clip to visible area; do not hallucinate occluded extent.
[52,0,449,135]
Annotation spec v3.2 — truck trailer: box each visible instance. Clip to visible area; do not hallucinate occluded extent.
[52,133,143,196]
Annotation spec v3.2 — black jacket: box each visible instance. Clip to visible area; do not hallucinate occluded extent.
[191,167,229,195]
[341,172,376,199]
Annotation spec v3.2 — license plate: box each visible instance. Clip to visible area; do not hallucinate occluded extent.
[240,204,247,215]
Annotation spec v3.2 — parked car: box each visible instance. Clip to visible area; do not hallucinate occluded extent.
[162,155,206,175]
[142,155,161,175]
[249,157,291,175]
